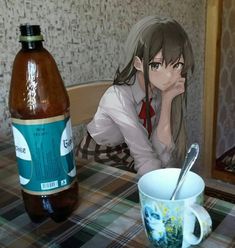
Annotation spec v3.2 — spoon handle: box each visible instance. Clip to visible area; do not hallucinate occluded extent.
[170,143,199,200]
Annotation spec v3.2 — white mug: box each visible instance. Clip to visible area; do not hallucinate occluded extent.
[138,168,212,248]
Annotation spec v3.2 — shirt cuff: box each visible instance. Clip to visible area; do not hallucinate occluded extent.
[151,130,175,167]
[136,159,161,176]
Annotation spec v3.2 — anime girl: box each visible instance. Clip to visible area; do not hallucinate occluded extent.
[77,16,194,176]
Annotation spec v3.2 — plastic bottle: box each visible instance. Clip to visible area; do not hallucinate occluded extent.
[9,24,78,223]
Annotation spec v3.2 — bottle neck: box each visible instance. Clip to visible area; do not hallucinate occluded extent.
[21,41,43,50]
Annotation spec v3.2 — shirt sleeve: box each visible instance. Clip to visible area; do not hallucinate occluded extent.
[99,86,173,176]
[151,127,175,168]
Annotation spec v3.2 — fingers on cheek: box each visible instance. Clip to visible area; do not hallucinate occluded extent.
[177,79,185,85]
[179,77,186,82]
[177,84,185,92]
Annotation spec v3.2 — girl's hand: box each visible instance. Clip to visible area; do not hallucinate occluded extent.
[161,77,185,102]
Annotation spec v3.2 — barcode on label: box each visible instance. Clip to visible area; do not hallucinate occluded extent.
[41,180,58,190]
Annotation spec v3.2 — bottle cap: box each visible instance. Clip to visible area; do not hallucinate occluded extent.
[19,24,44,42]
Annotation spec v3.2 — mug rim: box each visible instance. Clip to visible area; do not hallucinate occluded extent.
[138,168,205,202]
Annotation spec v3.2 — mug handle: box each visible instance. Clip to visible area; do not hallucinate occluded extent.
[185,203,212,245]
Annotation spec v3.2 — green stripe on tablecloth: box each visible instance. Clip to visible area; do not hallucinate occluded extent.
[206,198,234,230]
[62,183,139,246]
[78,166,101,182]
[126,190,139,203]
[0,188,20,209]
[212,199,234,214]
[60,201,140,247]
[1,202,25,221]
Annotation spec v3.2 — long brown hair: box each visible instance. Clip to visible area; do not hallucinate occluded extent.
[114,16,194,161]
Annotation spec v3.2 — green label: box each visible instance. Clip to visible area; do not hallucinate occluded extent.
[11,116,76,195]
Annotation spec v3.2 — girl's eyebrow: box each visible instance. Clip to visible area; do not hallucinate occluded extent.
[177,56,184,62]
[174,58,184,63]
[152,57,163,61]
[170,57,184,65]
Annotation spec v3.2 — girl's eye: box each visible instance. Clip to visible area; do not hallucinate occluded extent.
[173,62,184,70]
[149,62,162,71]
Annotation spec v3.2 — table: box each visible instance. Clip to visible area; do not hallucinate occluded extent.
[0,141,234,248]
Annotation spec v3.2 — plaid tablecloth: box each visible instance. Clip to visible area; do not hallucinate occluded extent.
[0,141,234,248]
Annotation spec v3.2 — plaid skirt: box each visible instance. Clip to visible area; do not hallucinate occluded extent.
[77,132,135,172]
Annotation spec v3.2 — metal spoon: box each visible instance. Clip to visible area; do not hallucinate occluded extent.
[170,143,199,200]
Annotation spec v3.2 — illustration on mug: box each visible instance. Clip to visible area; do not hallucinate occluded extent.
[143,203,183,248]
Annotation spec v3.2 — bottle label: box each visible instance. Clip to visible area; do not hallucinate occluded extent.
[11,115,76,195]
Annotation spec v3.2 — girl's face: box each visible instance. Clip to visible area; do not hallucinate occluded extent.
[148,50,184,91]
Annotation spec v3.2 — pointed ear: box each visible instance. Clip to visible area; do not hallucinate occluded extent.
[133,56,144,72]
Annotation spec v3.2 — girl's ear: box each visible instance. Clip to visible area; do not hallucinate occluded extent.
[134,56,144,72]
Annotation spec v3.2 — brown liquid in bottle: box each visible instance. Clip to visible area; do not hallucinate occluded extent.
[9,25,78,223]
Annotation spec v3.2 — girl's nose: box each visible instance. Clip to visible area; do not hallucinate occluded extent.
[165,67,179,81]
[165,70,172,78]
[164,69,174,80]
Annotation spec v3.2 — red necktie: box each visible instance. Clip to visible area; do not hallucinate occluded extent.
[138,98,155,135]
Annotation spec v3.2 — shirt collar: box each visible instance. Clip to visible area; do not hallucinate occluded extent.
[130,76,158,104]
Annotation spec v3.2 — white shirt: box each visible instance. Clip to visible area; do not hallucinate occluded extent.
[87,77,174,175]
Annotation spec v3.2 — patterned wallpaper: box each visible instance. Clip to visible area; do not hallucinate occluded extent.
[0,0,206,164]
[216,0,235,157]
